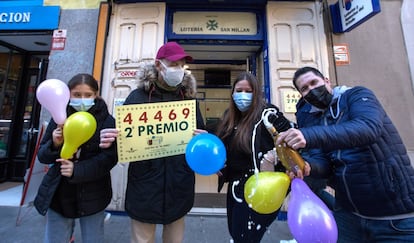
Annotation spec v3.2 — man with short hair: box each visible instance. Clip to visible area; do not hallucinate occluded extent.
[277,66,414,242]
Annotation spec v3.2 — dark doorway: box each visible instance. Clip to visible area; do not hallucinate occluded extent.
[0,43,48,182]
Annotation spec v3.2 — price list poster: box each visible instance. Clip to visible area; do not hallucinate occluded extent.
[116,100,196,163]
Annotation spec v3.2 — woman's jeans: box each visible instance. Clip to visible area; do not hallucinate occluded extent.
[334,208,414,243]
[45,209,104,243]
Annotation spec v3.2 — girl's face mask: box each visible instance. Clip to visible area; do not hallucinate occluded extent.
[232,92,253,112]
[159,61,185,87]
[69,98,95,111]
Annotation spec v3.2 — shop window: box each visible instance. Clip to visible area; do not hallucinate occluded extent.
[204,69,231,87]
[0,46,23,158]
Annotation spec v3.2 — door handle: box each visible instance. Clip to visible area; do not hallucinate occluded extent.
[27,128,39,134]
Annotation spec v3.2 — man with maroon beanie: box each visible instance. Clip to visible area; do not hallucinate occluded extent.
[100,42,205,243]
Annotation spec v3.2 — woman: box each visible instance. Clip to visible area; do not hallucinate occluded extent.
[215,72,293,242]
[34,73,117,243]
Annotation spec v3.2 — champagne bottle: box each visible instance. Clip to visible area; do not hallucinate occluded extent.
[266,126,305,173]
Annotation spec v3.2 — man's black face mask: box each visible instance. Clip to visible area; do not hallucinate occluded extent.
[303,85,333,109]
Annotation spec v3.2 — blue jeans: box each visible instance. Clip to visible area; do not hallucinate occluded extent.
[334,208,414,243]
[45,209,104,243]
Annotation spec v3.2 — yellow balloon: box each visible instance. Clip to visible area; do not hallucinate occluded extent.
[244,172,290,214]
[60,111,97,159]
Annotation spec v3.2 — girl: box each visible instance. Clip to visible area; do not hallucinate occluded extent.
[34,73,117,243]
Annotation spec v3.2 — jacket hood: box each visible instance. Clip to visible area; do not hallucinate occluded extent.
[332,85,352,100]
[329,85,352,118]
[135,59,197,98]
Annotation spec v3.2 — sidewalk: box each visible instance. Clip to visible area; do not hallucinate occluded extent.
[2,206,293,243]
[0,183,294,243]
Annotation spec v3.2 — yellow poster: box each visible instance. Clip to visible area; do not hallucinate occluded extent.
[282,90,301,113]
[116,100,196,163]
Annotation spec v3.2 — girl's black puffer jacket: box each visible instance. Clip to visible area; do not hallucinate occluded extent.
[34,98,117,218]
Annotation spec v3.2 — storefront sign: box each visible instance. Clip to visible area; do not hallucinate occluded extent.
[0,0,43,7]
[173,11,257,35]
[330,0,381,33]
[0,5,60,30]
[116,100,196,163]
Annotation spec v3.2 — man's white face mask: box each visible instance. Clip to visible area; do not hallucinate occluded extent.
[159,61,185,87]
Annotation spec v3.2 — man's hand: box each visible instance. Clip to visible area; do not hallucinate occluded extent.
[287,161,311,180]
[276,128,306,150]
[99,128,119,148]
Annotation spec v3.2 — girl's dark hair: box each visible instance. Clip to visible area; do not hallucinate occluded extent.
[292,66,324,90]
[68,73,99,92]
[216,71,265,153]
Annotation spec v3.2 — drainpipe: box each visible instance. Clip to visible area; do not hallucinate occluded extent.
[401,0,414,93]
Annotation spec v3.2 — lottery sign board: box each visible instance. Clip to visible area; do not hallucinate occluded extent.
[115,100,196,163]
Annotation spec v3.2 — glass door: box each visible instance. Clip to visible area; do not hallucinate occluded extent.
[9,56,48,180]
[0,42,48,181]
[17,63,46,158]
[0,45,23,180]
[0,46,20,159]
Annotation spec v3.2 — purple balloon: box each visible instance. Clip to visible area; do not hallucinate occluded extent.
[288,178,338,243]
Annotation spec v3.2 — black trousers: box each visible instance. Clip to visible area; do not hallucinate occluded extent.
[226,180,278,243]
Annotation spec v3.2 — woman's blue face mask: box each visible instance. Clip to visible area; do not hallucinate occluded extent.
[69,98,95,111]
[232,92,253,112]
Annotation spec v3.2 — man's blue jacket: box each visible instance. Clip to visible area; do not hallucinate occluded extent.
[296,86,414,217]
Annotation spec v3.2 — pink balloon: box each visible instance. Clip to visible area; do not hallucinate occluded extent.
[36,79,70,125]
[288,178,338,243]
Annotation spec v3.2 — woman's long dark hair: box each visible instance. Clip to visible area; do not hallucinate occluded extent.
[216,71,266,153]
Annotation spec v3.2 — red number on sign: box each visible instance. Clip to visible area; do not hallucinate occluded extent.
[139,112,148,123]
[123,113,133,125]
[154,110,163,122]
[169,109,177,120]
[182,108,190,119]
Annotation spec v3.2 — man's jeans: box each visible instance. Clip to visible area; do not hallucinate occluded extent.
[44,209,104,243]
[334,208,414,243]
